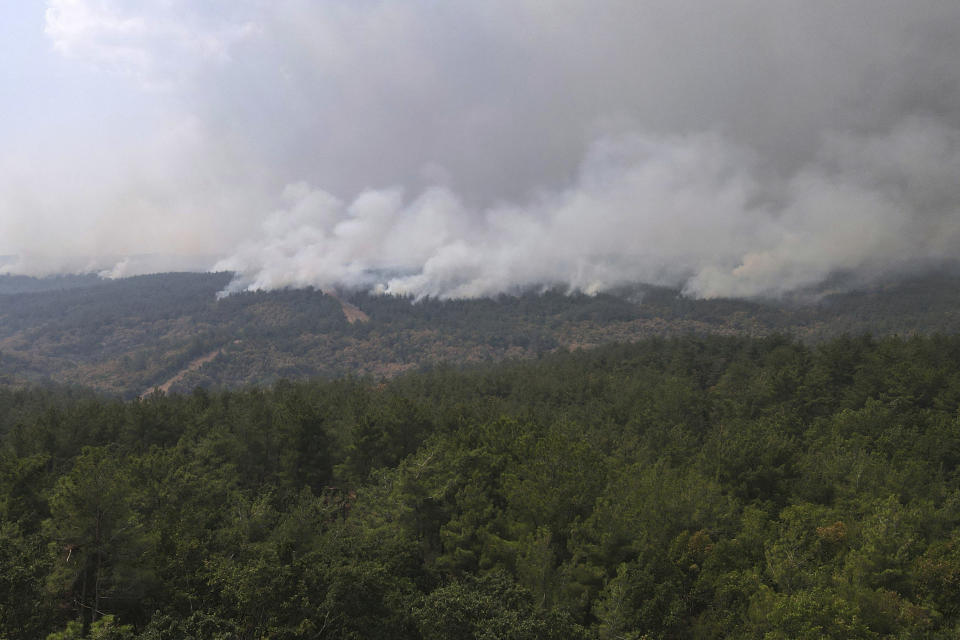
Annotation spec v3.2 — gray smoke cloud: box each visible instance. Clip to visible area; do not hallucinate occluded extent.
[7,1,960,296]
[216,120,960,299]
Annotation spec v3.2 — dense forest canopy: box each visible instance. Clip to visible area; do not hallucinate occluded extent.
[2,334,960,638]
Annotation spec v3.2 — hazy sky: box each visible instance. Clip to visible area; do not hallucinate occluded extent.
[2,1,959,297]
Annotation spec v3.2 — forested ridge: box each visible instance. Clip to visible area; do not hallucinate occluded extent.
[3,334,960,638]
[3,271,960,397]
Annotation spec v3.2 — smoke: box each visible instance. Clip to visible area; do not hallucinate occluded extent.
[5,1,960,296]
[218,120,960,299]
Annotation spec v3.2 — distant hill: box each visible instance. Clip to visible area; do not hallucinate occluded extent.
[0,273,103,294]
[2,270,960,397]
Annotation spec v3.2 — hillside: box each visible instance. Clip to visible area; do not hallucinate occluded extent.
[2,270,960,397]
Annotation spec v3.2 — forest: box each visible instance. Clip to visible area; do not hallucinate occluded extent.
[4,270,960,397]
[2,333,960,638]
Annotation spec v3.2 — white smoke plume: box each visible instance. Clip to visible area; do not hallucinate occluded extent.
[3,1,960,297]
[218,119,960,299]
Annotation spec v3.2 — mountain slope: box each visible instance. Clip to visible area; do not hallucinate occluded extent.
[2,270,960,397]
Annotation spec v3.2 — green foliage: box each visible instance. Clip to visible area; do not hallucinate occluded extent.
[1,334,960,637]
[46,615,136,640]
[415,572,584,640]
[44,447,159,630]
[0,522,53,637]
